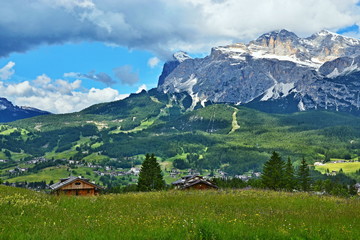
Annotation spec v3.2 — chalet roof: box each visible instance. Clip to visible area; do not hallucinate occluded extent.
[182,178,218,189]
[50,176,103,190]
[172,175,218,189]
[172,175,202,185]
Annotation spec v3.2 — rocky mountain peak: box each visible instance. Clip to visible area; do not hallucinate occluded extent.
[0,97,14,110]
[173,51,192,63]
[254,29,299,44]
[158,30,360,115]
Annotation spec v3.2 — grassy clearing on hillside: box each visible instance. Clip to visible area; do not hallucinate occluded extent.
[315,162,360,174]
[44,150,78,160]
[0,186,359,240]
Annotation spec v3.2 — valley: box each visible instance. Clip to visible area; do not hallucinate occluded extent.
[1,89,360,188]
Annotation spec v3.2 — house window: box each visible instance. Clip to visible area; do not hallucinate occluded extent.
[75,182,81,185]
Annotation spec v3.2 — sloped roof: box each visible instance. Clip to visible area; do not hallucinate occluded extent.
[50,176,102,190]
[172,175,202,185]
[183,179,218,189]
[172,175,218,189]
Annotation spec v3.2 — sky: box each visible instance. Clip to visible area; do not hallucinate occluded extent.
[1,0,360,114]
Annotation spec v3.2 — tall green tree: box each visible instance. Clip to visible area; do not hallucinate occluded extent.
[261,151,285,190]
[137,153,165,191]
[284,157,296,191]
[297,157,310,191]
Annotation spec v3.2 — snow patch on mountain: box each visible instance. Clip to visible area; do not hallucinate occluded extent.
[261,82,295,101]
[298,99,306,111]
[173,51,192,62]
[327,63,360,78]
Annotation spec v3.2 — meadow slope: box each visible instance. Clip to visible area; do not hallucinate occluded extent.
[0,186,359,240]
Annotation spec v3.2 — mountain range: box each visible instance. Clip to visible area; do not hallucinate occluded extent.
[158,29,360,114]
[0,98,50,123]
[1,30,360,179]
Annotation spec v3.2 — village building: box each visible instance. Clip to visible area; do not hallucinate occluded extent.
[170,168,181,178]
[172,175,218,190]
[50,176,102,196]
[355,183,360,195]
[128,167,140,176]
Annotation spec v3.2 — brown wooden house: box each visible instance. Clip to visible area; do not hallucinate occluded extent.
[172,175,218,190]
[50,176,102,196]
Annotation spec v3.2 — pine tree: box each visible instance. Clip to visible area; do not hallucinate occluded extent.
[137,153,165,191]
[297,157,310,191]
[261,151,285,190]
[284,157,296,191]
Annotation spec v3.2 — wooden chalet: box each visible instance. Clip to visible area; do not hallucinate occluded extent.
[50,176,102,196]
[172,175,218,190]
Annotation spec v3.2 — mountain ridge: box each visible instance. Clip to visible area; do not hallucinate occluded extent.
[158,29,360,114]
[0,97,50,123]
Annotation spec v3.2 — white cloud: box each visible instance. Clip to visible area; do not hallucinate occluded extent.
[0,74,127,114]
[64,71,116,86]
[63,72,79,78]
[148,57,160,68]
[33,74,52,86]
[136,84,147,93]
[113,65,139,85]
[0,61,15,80]
[1,0,359,58]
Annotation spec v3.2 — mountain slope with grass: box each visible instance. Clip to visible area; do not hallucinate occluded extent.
[1,89,360,185]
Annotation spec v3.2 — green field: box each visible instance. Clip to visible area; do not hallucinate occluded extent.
[315,162,360,174]
[0,186,359,240]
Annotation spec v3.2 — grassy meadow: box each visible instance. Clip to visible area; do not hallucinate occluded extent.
[315,162,360,174]
[1,185,359,240]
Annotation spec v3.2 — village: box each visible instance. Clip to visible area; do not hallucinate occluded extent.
[0,156,264,192]
[1,154,360,197]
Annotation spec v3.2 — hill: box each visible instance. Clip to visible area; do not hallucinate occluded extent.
[0,185,359,239]
[1,89,360,185]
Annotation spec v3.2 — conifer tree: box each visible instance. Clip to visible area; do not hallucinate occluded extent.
[284,157,296,191]
[261,151,285,190]
[297,157,310,191]
[137,153,165,191]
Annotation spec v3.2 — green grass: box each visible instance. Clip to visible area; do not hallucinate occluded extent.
[9,152,31,161]
[0,152,7,160]
[315,162,360,174]
[0,127,17,135]
[0,186,359,239]
[45,150,78,160]
[91,142,103,149]
[83,153,109,162]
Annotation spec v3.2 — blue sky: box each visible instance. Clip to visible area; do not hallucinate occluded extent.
[0,42,162,92]
[1,0,360,113]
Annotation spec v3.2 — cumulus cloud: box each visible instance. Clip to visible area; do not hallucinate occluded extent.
[113,65,139,85]
[64,71,116,86]
[0,74,127,113]
[148,57,160,68]
[1,0,359,58]
[136,84,147,93]
[0,61,15,80]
